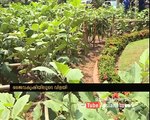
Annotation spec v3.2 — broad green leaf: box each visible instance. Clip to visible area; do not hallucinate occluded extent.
[14,47,25,52]
[11,95,30,119]
[43,100,63,113]
[14,92,22,99]
[139,48,149,65]
[19,25,25,33]
[26,38,36,45]
[118,62,142,83]
[36,41,47,46]
[32,66,57,75]
[51,19,62,26]
[66,69,83,83]
[0,93,15,108]
[118,71,132,83]
[132,62,142,83]
[65,93,79,102]
[55,62,70,76]
[49,62,58,70]
[130,92,149,107]
[39,21,48,31]
[0,103,5,110]
[31,34,38,38]
[124,109,139,120]
[22,102,33,113]
[63,93,79,113]
[0,103,5,118]
[33,103,42,120]
[4,35,19,41]
[31,23,39,31]
[79,92,95,102]
[45,92,64,101]
[0,107,10,120]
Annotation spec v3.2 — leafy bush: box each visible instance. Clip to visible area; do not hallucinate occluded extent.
[0,92,31,120]
[101,46,119,57]
[113,8,149,35]
[99,29,149,83]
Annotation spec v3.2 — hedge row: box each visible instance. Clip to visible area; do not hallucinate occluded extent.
[99,29,149,83]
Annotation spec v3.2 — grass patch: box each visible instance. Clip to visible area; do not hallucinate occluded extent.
[118,38,149,71]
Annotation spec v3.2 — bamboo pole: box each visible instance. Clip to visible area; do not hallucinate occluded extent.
[44,97,50,120]
[8,63,29,67]
[0,85,10,91]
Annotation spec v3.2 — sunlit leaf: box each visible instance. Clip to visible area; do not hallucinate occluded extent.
[11,95,30,119]
[32,66,57,75]
[66,69,83,83]
[31,23,39,31]
[33,103,42,120]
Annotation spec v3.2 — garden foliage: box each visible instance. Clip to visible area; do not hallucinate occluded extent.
[99,29,149,83]
[0,0,149,83]
[0,91,149,120]
[118,48,149,83]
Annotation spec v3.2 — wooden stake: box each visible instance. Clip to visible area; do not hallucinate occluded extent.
[0,85,10,91]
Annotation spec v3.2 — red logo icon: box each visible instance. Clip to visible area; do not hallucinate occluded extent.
[86,102,101,109]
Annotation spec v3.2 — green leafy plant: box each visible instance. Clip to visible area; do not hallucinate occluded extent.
[0,91,149,120]
[0,92,31,120]
[99,29,149,83]
[118,48,149,83]
[31,61,83,83]
[0,0,149,83]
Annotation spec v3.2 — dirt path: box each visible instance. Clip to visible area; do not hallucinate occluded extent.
[77,41,105,83]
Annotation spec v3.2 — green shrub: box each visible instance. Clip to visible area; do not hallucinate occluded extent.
[99,29,149,83]
[101,46,119,57]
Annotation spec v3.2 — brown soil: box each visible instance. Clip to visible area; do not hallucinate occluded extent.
[76,40,105,83]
